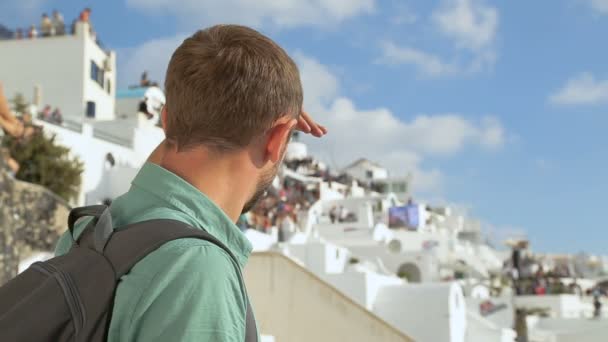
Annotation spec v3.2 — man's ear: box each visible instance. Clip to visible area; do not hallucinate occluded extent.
[266,118,297,163]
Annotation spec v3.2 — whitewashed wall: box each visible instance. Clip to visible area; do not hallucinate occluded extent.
[285,242,350,275]
[516,295,584,319]
[82,23,116,120]
[243,252,414,342]
[0,22,115,121]
[37,120,163,205]
[373,283,467,342]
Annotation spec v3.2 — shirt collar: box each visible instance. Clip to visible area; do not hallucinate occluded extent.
[131,162,252,267]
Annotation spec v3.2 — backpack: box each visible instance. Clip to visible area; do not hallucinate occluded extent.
[0,205,258,342]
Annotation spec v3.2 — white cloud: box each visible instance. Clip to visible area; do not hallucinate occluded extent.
[295,53,505,193]
[589,0,608,14]
[389,2,417,25]
[432,0,498,51]
[126,0,374,29]
[376,41,456,77]
[118,35,186,87]
[378,0,499,76]
[401,114,504,154]
[119,41,505,193]
[293,51,340,108]
[549,72,608,105]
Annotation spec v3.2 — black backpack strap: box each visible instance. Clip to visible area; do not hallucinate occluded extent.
[102,219,258,342]
[68,205,113,253]
[103,219,236,277]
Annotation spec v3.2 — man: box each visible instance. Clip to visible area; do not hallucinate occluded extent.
[52,10,65,35]
[54,25,326,341]
[41,13,53,37]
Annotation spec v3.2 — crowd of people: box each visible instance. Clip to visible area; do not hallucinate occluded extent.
[38,105,63,125]
[283,153,328,179]
[329,205,355,223]
[2,8,93,41]
[241,177,320,241]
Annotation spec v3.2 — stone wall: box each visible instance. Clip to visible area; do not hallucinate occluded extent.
[0,160,70,284]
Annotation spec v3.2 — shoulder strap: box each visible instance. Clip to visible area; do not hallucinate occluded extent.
[103,219,236,277]
[68,207,258,342]
[103,219,258,342]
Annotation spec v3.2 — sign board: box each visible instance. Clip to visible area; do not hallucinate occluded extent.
[388,204,421,230]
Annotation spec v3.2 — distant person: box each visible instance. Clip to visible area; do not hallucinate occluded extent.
[138,100,151,119]
[339,205,349,222]
[54,25,326,342]
[28,25,38,39]
[51,108,62,124]
[280,211,296,236]
[79,8,91,22]
[14,28,23,39]
[79,8,95,38]
[593,287,602,318]
[41,105,51,120]
[41,13,53,36]
[52,10,65,35]
[329,205,337,223]
[140,71,151,87]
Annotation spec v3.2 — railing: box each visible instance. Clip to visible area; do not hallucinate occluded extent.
[92,128,133,148]
[62,119,84,133]
[36,118,136,149]
[0,22,109,54]
[1,24,70,40]
[36,117,83,133]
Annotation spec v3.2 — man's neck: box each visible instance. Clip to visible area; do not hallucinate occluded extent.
[159,147,253,222]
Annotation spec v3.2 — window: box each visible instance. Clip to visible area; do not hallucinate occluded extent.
[90,61,98,83]
[90,60,104,88]
[106,79,112,94]
[366,170,373,179]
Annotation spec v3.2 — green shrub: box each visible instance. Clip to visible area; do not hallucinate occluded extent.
[2,132,83,202]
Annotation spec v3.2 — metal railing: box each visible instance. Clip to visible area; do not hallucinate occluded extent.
[37,117,83,133]
[0,22,108,54]
[92,128,133,148]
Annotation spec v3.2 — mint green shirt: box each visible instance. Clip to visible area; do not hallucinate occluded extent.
[55,163,254,341]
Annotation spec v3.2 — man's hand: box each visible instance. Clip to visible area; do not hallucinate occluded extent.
[296,111,327,138]
[0,82,12,120]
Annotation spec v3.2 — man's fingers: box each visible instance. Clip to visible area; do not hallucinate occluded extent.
[296,116,312,133]
[294,111,327,137]
[302,111,327,137]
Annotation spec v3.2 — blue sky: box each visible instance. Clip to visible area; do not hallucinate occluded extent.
[2,0,608,254]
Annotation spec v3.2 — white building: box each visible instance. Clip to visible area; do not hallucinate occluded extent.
[0,21,116,121]
[374,176,411,201]
[285,141,308,161]
[37,119,163,205]
[343,158,389,182]
[0,20,167,205]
